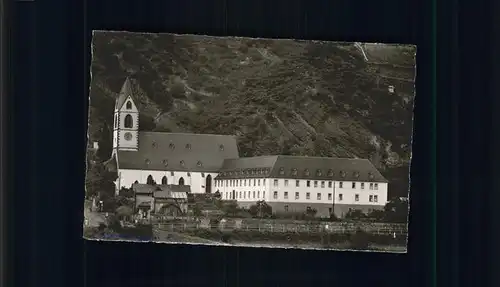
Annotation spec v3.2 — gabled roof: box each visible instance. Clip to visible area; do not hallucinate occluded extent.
[217,156,278,178]
[115,77,135,111]
[216,155,388,182]
[117,132,239,172]
[132,184,191,198]
[154,184,190,199]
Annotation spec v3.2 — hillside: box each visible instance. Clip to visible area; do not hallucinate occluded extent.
[88,32,416,198]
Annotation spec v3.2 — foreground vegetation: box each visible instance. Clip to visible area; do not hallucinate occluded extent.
[182,228,406,251]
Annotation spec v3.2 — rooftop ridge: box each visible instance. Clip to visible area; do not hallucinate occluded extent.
[276,155,370,161]
[140,131,237,137]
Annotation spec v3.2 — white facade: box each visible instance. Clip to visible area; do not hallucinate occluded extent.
[113,96,139,151]
[215,178,270,202]
[215,177,388,207]
[115,170,218,195]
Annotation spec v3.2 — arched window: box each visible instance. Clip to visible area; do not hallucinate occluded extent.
[162,176,168,185]
[178,177,185,186]
[147,175,154,185]
[205,175,212,194]
[134,180,139,184]
[124,114,133,128]
[126,101,132,109]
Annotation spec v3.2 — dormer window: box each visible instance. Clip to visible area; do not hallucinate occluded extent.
[369,172,375,180]
[185,143,191,150]
[169,143,175,150]
[316,169,322,176]
[291,168,298,176]
[219,144,224,151]
[327,169,334,177]
[162,159,168,167]
[145,159,151,165]
[304,169,310,176]
[126,101,132,109]
[340,171,346,178]
[180,160,185,167]
[152,142,158,148]
[354,171,360,178]
[279,167,285,175]
[197,161,203,167]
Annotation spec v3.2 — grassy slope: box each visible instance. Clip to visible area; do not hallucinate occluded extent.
[88,32,416,198]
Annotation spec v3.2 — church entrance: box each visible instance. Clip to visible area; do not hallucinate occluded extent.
[205,175,212,194]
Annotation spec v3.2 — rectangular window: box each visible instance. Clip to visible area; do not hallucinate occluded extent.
[284,180,289,187]
[317,193,321,200]
[295,192,299,199]
[296,180,300,187]
[258,179,261,186]
[253,191,255,198]
[370,183,374,190]
[244,191,246,199]
[284,205,289,212]
[244,179,246,186]
[314,181,318,188]
[374,183,379,190]
[374,195,378,202]
[328,181,332,188]
[352,182,356,188]
[321,181,325,188]
[339,194,343,201]
[355,194,359,202]
[307,181,311,187]
[306,192,310,200]
[263,191,265,198]
[274,179,279,186]
[254,179,256,186]
[202,173,205,178]
[258,191,260,198]
[328,193,332,200]
[239,191,242,199]
[361,183,365,189]
[263,179,266,185]
[225,181,228,187]
[339,182,343,188]
[284,192,288,199]
[369,195,373,202]
[240,179,242,186]
[171,171,175,176]
[273,191,278,199]
[236,180,239,187]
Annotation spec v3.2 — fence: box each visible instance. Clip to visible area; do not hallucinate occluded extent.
[153,221,407,236]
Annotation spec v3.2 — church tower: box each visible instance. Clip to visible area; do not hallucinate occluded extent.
[113,78,139,152]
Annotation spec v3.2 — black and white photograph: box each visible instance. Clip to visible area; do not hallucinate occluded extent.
[84,31,415,253]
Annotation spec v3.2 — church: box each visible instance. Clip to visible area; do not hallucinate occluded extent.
[108,78,240,196]
[106,78,389,217]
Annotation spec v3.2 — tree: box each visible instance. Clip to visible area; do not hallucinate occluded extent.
[222,201,239,217]
[345,209,366,220]
[305,208,318,219]
[248,201,273,218]
[192,203,203,218]
[366,209,385,221]
[383,197,409,223]
[85,162,117,199]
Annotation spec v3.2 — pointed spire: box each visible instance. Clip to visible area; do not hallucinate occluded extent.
[115,77,135,110]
